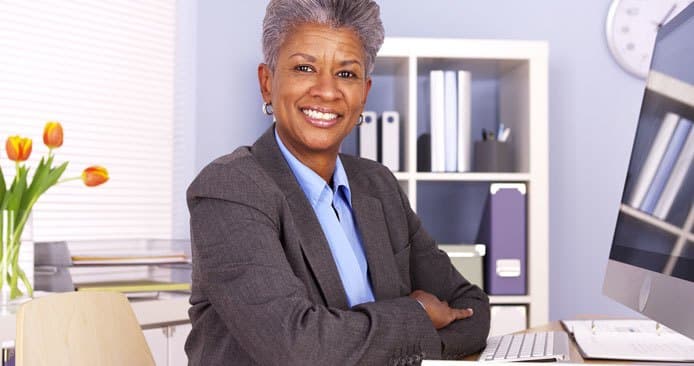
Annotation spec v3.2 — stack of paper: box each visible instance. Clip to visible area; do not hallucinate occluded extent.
[71,252,188,265]
[75,280,190,293]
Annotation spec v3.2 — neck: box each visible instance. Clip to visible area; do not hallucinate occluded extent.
[298,153,337,183]
[277,133,338,183]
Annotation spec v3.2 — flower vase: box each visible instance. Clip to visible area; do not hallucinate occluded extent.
[0,209,34,310]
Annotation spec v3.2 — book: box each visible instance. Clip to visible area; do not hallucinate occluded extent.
[75,280,191,293]
[443,70,458,172]
[628,112,679,208]
[561,319,694,362]
[561,319,671,334]
[640,117,692,213]
[457,70,472,172]
[653,118,694,220]
[430,70,446,172]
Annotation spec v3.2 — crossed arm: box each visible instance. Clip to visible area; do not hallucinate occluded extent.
[188,173,489,364]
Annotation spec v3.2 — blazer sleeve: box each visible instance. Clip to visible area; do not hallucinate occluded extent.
[188,166,442,365]
[395,181,491,359]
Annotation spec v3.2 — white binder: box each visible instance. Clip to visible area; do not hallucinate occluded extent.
[358,110,378,161]
[430,70,446,172]
[457,70,472,172]
[443,70,458,172]
[380,111,400,172]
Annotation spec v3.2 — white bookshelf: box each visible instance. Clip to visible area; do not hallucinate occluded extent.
[371,38,549,327]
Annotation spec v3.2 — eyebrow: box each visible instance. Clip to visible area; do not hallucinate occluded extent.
[289,53,363,68]
[339,59,362,68]
[290,53,316,62]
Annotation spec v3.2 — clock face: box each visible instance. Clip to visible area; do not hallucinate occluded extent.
[606,0,694,79]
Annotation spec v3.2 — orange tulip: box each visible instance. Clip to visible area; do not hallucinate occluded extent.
[5,136,32,162]
[81,166,109,187]
[43,121,64,148]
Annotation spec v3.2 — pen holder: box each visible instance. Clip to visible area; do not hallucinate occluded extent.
[474,140,513,172]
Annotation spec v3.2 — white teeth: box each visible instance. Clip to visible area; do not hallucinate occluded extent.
[302,109,337,121]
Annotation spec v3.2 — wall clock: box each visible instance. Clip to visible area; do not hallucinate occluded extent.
[606,0,693,79]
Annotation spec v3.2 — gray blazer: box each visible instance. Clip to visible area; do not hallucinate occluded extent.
[185,126,490,365]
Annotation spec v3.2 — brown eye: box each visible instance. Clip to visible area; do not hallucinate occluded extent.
[337,70,356,78]
[295,65,314,72]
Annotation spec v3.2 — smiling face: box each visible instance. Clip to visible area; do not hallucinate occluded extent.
[258,23,372,163]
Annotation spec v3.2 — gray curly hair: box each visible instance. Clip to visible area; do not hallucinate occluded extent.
[262,0,385,77]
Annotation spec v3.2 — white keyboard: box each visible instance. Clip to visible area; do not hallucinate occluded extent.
[479,331,570,362]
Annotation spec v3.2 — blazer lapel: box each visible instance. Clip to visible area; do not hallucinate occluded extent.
[350,194,401,301]
[251,126,350,309]
[344,159,401,301]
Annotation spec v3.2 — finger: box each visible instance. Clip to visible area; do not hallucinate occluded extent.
[454,308,474,319]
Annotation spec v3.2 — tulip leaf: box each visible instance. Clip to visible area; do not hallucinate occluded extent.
[7,166,28,211]
[19,158,67,216]
[21,156,48,212]
[44,162,69,192]
[18,267,33,298]
[0,165,6,210]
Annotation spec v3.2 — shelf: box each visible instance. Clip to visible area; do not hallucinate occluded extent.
[379,38,548,61]
[619,204,694,241]
[413,172,530,182]
[393,172,410,181]
[395,172,530,182]
[647,71,694,108]
[489,295,531,305]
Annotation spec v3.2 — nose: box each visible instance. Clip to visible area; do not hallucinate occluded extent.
[309,71,339,101]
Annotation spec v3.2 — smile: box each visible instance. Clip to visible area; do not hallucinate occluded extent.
[302,108,338,121]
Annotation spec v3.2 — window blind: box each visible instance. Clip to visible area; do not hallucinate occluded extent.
[0,1,178,241]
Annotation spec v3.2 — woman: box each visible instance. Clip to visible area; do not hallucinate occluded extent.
[186,1,490,365]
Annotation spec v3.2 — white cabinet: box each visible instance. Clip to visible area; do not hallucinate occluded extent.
[367,38,549,328]
[143,327,169,366]
[489,305,528,337]
[144,323,191,366]
[168,323,192,366]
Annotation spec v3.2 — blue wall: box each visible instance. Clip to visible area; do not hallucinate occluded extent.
[194,0,646,320]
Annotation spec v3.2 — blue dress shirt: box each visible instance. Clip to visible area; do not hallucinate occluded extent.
[275,129,375,307]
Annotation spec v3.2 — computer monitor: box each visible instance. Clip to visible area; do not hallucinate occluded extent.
[603,2,694,340]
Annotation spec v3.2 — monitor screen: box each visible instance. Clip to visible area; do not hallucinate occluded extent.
[603,2,694,339]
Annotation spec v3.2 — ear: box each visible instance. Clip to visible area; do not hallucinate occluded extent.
[362,77,372,105]
[258,63,273,103]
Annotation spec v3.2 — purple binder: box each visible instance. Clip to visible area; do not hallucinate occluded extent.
[477,183,526,295]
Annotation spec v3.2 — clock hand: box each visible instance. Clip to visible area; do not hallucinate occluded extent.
[657,4,678,28]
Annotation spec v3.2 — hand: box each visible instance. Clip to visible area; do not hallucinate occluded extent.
[409,289,474,329]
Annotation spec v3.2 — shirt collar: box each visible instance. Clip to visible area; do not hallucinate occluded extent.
[333,156,352,204]
[274,128,352,207]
